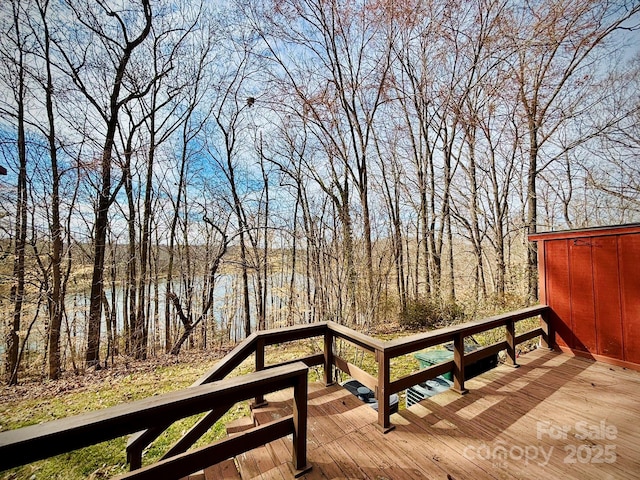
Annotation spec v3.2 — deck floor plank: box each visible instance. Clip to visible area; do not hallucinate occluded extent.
[203,458,241,480]
[407,353,637,480]
[228,349,639,479]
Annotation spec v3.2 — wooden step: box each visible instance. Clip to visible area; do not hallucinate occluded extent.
[251,402,291,426]
[203,458,241,479]
[179,402,288,480]
[179,469,205,480]
[251,407,284,426]
[225,415,255,435]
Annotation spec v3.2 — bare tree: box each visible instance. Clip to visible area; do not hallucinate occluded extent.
[392,0,464,302]
[202,30,259,336]
[52,0,153,367]
[253,0,396,326]
[125,7,201,359]
[33,0,65,378]
[0,0,31,384]
[583,54,640,220]
[504,0,640,301]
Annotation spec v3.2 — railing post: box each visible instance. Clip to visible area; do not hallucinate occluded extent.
[376,348,395,433]
[452,333,468,394]
[324,327,334,386]
[126,425,168,471]
[292,369,312,477]
[505,320,519,368]
[127,447,142,471]
[253,337,267,408]
[540,309,555,350]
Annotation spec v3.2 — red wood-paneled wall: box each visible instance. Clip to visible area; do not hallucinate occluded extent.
[530,224,640,369]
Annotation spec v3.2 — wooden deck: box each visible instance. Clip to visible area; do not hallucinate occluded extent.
[204,348,640,479]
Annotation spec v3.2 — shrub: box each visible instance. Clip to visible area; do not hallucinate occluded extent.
[399,298,467,330]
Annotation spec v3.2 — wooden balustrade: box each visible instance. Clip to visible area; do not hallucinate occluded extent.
[345,305,550,431]
[1,305,551,477]
[127,323,327,469]
[0,363,311,478]
[195,304,548,433]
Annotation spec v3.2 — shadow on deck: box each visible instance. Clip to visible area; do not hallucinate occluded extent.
[214,349,639,479]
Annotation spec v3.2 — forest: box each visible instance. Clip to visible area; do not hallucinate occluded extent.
[1,0,639,386]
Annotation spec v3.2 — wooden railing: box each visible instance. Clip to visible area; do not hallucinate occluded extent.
[127,304,551,464]
[371,304,551,430]
[0,362,311,479]
[131,304,550,447]
[0,304,551,478]
[126,322,328,470]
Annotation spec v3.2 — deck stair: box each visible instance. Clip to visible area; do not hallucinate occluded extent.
[225,416,256,435]
[181,398,294,480]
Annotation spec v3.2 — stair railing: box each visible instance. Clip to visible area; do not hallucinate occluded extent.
[0,363,312,479]
[127,322,328,469]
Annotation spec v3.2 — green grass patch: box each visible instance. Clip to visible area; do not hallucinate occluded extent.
[0,356,228,480]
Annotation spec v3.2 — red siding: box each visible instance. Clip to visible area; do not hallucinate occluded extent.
[592,237,623,359]
[545,240,572,349]
[569,240,597,353]
[619,234,640,365]
[530,224,640,370]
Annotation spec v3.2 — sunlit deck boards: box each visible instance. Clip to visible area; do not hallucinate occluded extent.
[224,349,640,479]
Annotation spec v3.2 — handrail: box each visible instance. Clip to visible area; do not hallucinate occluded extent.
[373,304,551,431]
[0,362,311,478]
[327,321,386,352]
[129,305,551,463]
[194,322,328,386]
[128,322,328,469]
[2,305,551,477]
[126,332,260,467]
[383,305,549,356]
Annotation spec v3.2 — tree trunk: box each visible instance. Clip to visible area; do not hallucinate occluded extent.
[85,134,114,368]
[7,1,28,383]
[165,124,189,352]
[123,131,138,358]
[134,96,158,361]
[36,0,65,381]
[84,1,152,368]
[526,129,539,303]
